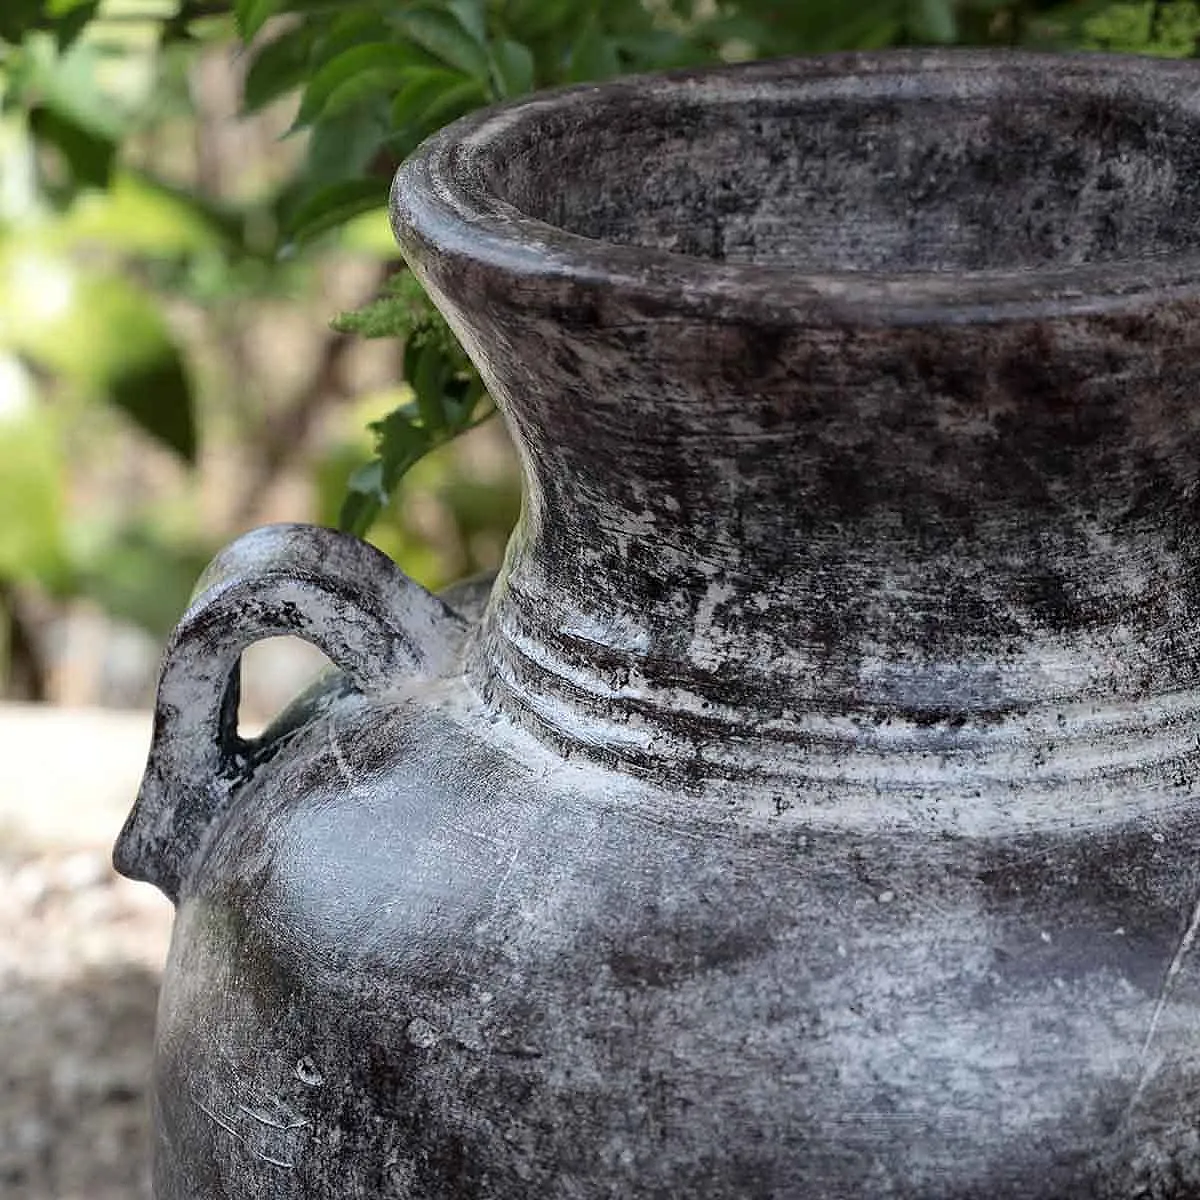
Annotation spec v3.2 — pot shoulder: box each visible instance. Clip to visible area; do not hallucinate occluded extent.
[158,681,1200,1199]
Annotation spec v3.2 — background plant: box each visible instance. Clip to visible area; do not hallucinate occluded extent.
[0,0,1192,700]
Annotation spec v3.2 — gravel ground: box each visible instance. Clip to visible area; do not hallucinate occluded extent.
[0,706,173,1200]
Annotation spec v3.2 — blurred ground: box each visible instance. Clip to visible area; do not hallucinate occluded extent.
[0,704,172,1200]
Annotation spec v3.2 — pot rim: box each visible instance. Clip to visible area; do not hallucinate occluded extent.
[390,49,1200,327]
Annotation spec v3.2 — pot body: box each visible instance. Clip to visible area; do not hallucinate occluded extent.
[118,51,1200,1198]
[149,673,1200,1200]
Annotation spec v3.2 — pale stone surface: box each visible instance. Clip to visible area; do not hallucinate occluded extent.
[0,702,172,1200]
[0,703,152,849]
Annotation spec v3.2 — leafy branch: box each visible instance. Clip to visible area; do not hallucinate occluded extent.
[4,0,1196,551]
[332,270,492,535]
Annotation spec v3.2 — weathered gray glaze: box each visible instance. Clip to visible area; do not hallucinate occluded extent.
[118,51,1200,1197]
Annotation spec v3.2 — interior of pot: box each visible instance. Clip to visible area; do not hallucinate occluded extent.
[488,66,1200,274]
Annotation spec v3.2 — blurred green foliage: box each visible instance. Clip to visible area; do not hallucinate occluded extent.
[0,0,1194,697]
[1079,1,1200,53]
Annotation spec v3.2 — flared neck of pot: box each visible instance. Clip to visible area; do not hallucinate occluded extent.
[388,51,1200,811]
[455,305,1200,806]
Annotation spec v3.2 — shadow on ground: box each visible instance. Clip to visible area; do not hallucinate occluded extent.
[1,840,172,1200]
[0,961,159,1200]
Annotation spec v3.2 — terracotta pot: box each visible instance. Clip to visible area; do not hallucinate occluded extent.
[117,50,1200,1198]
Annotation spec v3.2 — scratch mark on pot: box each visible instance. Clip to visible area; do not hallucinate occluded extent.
[1126,888,1200,1116]
[193,1087,302,1170]
[236,1101,308,1131]
[194,1095,246,1146]
[490,845,522,917]
[327,718,357,788]
[460,823,505,851]
[254,1151,298,1169]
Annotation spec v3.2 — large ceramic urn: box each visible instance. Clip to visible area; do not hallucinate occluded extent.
[117,50,1200,1198]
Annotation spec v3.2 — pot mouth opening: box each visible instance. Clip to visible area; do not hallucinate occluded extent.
[392,51,1200,323]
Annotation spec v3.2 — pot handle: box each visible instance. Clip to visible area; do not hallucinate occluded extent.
[113,523,468,902]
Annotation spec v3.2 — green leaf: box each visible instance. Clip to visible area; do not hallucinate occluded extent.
[442,373,485,427]
[73,523,214,638]
[567,21,622,83]
[243,26,313,112]
[43,0,96,16]
[78,276,197,461]
[235,0,278,41]
[1080,0,1200,56]
[55,170,236,257]
[312,8,390,57]
[285,178,391,243]
[107,336,196,463]
[235,0,385,41]
[914,0,957,42]
[0,0,44,45]
[390,70,487,138]
[396,7,492,79]
[28,103,116,189]
[44,0,100,49]
[0,366,63,583]
[408,342,450,432]
[339,460,385,537]
[1151,0,1200,55]
[445,0,488,46]
[489,39,535,98]
[503,0,580,39]
[613,30,696,69]
[374,405,437,490]
[0,264,197,461]
[391,66,468,121]
[18,35,124,143]
[294,42,437,128]
[297,100,392,196]
[337,205,394,255]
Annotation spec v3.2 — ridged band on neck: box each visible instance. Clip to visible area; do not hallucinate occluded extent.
[467,596,1200,834]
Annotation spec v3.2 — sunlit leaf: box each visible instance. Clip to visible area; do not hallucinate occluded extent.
[43,0,97,15]
[0,368,63,583]
[54,170,232,256]
[0,261,197,460]
[17,34,124,142]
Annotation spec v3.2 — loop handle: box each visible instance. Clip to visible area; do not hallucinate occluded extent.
[113,523,467,901]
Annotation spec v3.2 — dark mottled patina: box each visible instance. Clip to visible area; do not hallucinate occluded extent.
[118,51,1200,1197]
